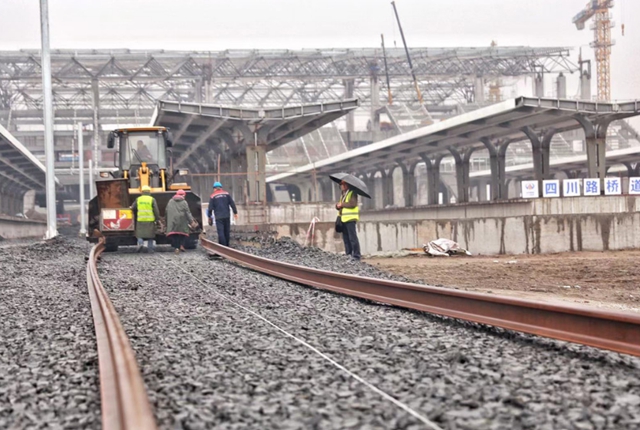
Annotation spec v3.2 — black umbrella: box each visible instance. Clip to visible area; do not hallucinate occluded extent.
[329,172,371,199]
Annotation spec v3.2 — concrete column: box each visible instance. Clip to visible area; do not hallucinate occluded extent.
[450,148,471,203]
[474,76,485,104]
[381,170,394,208]
[421,154,443,205]
[523,127,553,182]
[482,138,508,200]
[370,75,380,132]
[246,145,267,203]
[398,162,415,207]
[586,136,607,180]
[194,78,203,103]
[534,73,544,98]
[575,116,610,182]
[343,79,355,149]
[556,73,567,99]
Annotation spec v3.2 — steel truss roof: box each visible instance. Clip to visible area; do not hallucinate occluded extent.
[0,47,576,124]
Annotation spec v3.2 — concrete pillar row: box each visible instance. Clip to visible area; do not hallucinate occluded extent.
[574,115,615,181]
[379,169,394,208]
[396,160,415,208]
[420,153,444,205]
[522,127,555,182]
[481,138,509,200]
[448,147,474,203]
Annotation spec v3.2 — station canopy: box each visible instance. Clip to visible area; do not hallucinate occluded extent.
[268,97,640,182]
[151,99,359,168]
[0,124,51,193]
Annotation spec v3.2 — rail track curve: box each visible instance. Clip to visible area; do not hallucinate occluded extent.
[87,240,157,430]
[200,236,640,357]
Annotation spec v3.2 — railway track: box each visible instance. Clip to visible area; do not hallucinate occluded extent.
[200,236,640,358]
[87,239,157,430]
[85,237,640,427]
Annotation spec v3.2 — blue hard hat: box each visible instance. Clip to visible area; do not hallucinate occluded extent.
[213,181,222,188]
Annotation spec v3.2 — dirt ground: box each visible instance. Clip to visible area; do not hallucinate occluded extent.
[366,250,640,314]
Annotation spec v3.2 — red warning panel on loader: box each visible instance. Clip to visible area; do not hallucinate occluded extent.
[100,208,134,232]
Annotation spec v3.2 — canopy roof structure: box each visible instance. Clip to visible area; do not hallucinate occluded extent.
[0,124,52,193]
[151,99,359,171]
[267,97,640,182]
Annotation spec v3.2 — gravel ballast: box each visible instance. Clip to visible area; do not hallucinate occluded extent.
[99,250,429,429]
[99,238,640,430]
[0,237,100,429]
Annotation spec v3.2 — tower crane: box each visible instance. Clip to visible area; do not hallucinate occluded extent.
[572,0,615,101]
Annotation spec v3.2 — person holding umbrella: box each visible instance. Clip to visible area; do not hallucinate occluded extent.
[331,173,371,261]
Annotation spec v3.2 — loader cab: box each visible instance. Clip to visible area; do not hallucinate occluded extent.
[107,127,173,193]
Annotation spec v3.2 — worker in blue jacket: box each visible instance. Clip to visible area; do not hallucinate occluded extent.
[206,182,238,246]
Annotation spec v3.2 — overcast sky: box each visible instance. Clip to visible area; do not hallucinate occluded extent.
[1,0,638,100]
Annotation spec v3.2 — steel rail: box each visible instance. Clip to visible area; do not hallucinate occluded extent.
[201,237,640,357]
[87,239,157,430]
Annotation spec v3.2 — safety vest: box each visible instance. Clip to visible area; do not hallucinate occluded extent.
[340,190,359,222]
[136,195,155,222]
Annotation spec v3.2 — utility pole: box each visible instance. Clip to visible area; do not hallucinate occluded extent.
[39,0,57,239]
[77,122,86,236]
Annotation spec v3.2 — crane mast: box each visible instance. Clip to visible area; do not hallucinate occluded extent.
[573,0,615,101]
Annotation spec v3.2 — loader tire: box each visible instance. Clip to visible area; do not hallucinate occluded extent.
[104,243,119,252]
[184,237,198,250]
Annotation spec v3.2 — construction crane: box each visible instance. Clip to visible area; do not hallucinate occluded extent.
[572,0,615,101]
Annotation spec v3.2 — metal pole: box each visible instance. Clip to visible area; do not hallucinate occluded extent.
[78,122,86,236]
[391,1,424,105]
[89,159,94,200]
[381,34,393,105]
[39,0,57,239]
[93,107,100,166]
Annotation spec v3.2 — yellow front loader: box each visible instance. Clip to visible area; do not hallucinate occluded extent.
[87,126,202,251]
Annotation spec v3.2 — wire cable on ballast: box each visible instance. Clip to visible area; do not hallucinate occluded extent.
[163,256,444,430]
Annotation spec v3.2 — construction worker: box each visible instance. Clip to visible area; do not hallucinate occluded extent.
[207,182,238,246]
[165,189,196,254]
[131,185,160,252]
[135,140,153,162]
[336,180,360,260]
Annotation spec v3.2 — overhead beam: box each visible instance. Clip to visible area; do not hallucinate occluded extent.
[174,119,226,166]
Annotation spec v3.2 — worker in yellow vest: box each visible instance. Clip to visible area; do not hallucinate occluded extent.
[131,185,160,252]
[336,180,360,260]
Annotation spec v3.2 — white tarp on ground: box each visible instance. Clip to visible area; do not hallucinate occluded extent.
[423,238,472,257]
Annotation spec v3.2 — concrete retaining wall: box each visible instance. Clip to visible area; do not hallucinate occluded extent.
[0,215,46,239]
[237,196,640,255]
